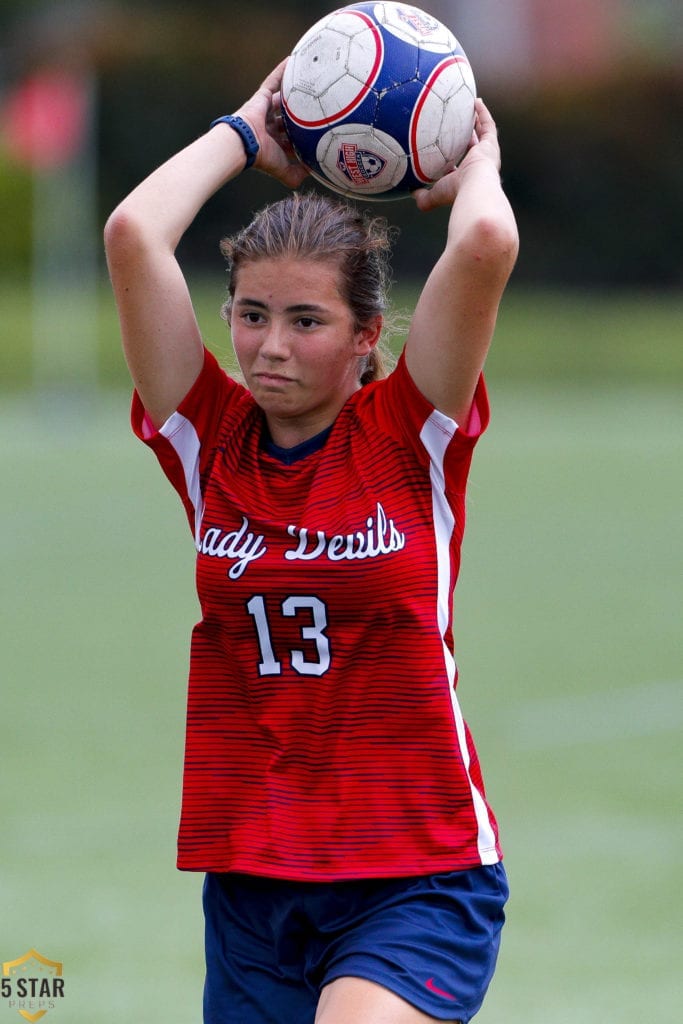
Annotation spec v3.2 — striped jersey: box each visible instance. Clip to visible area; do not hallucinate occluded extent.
[132,346,501,879]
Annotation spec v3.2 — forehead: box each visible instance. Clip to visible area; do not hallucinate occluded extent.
[234,257,345,304]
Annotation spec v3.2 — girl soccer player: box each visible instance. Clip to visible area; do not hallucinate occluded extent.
[105,60,518,1024]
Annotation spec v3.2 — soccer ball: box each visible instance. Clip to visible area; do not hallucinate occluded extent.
[281,1,476,200]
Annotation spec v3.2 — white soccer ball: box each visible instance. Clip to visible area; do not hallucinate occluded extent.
[281,1,476,200]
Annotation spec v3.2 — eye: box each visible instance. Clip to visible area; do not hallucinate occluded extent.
[296,316,320,329]
[241,310,265,325]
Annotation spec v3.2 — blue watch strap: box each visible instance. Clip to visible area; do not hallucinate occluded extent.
[209,114,259,168]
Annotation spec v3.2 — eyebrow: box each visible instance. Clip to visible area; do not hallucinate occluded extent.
[234,298,329,314]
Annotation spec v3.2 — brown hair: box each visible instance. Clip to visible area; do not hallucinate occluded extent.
[220,192,396,384]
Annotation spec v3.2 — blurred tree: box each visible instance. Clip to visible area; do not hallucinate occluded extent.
[499,67,683,286]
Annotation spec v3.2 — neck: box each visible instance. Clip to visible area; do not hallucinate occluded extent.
[264,386,360,449]
[265,413,336,450]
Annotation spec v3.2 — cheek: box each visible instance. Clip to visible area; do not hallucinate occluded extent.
[230,325,253,364]
[304,345,354,386]
[327,340,362,378]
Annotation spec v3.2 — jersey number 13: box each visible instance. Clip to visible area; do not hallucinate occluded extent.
[246,595,331,677]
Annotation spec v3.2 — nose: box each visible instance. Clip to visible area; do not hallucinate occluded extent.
[259,322,290,361]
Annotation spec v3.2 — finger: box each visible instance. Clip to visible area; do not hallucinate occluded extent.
[474,97,496,137]
[277,161,310,190]
[412,175,457,211]
[260,58,288,95]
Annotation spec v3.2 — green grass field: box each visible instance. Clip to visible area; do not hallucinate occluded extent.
[1,283,681,1022]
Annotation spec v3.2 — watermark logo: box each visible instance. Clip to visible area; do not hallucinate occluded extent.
[1,950,64,1023]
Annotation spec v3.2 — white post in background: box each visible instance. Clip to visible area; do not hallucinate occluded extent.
[30,68,99,400]
[3,65,100,404]
[32,73,99,395]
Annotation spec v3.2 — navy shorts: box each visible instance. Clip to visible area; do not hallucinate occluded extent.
[202,863,508,1023]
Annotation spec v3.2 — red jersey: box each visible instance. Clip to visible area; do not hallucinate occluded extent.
[132,347,501,880]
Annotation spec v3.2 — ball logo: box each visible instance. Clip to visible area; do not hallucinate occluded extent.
[396,6,440,36]
[1,950,65,1023]
[336,143,387,185]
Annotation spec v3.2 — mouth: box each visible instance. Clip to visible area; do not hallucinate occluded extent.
[253,372,295,387]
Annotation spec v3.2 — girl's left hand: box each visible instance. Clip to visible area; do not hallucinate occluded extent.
[412,97,502,211]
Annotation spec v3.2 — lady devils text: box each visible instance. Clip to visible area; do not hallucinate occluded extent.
[198,502,407,580]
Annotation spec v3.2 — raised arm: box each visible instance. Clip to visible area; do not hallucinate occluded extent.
[103,62,307,428]
[405,99,519,426]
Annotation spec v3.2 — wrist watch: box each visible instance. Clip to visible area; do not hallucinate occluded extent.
[209,114,259,168]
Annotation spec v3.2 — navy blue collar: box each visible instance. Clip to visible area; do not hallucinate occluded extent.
[262,424,333,465]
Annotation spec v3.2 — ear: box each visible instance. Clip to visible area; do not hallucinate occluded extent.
[354,315,383,356]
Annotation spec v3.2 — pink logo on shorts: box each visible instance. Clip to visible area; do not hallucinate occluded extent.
[425,977,457,1001]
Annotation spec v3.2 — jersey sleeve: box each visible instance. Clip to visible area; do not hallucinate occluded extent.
[365,350,490,492]
[131,346,247,536]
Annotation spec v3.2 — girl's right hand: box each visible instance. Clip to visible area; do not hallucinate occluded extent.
[234,60,310,189]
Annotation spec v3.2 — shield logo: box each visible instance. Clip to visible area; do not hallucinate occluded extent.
[336,142,387,185]
[2,950,63,1023]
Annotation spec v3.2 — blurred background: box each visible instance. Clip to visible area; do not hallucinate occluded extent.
[1,2,681,1023]
[1,0,682,390]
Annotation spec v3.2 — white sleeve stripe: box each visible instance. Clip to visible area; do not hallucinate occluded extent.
[159,411,205,547]
[420,410,499,863]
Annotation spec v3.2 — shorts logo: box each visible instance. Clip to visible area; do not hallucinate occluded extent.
[425,976,457,1001]
[1,950,65,1023]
